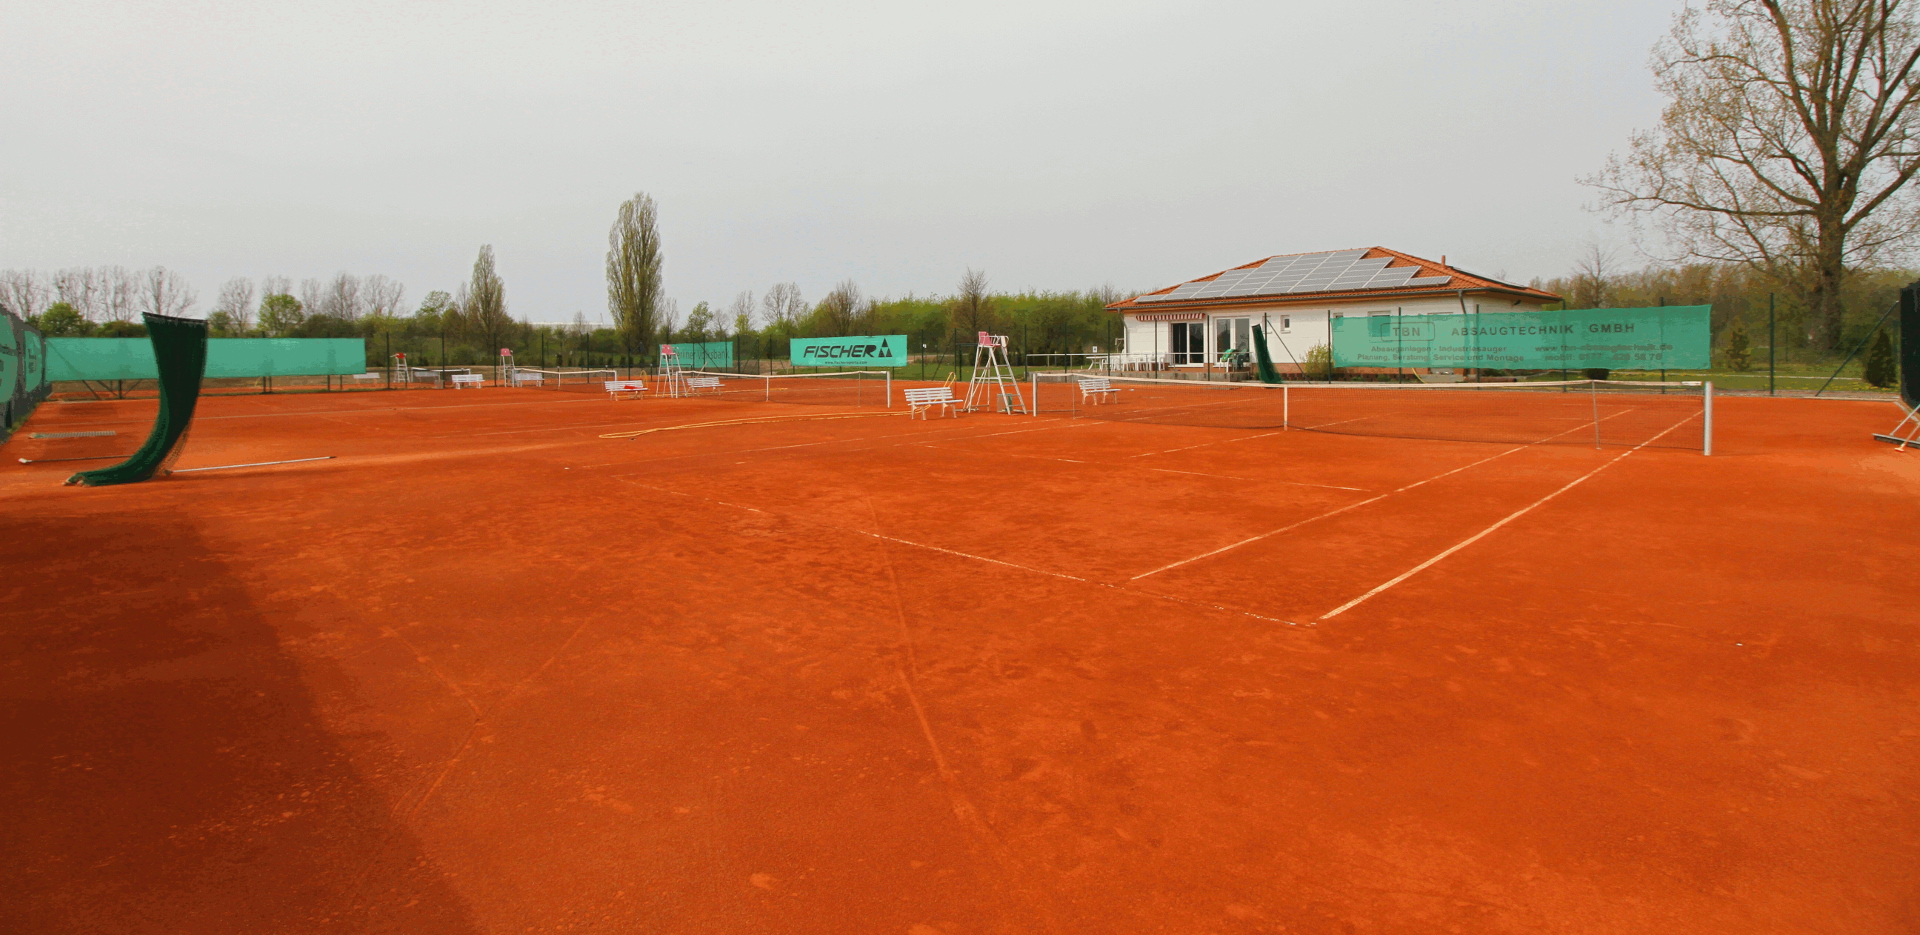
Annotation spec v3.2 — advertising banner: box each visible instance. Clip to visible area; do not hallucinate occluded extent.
[1330,306,1710,370]
[666,341,734,368]
[789,334,908,367]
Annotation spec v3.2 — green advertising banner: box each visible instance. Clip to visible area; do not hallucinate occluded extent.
[790,334,908,367]
[1330,306,1711,370]
[46,337,366,381]
[666,341,733,369]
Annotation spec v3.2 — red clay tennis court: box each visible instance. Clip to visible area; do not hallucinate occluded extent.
[4,383,1916,934]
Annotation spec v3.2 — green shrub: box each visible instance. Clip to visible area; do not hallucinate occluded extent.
[1864,330,1896,388]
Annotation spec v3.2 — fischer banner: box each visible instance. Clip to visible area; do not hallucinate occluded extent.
[789,334,908,367]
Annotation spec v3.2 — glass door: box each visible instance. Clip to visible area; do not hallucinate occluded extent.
[1214,317,1252,367]
[1170,321,1205,364]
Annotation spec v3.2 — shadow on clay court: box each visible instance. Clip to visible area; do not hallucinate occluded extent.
[0,510,480,935]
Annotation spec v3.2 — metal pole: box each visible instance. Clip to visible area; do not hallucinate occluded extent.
[1768,293,1776,396]
[1032,371,1038,417]
[1704,381,1714,456]
[1283,384,1289,428]
[1590,378,1602,449]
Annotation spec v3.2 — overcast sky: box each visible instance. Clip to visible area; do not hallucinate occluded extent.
[3,0,1682,323]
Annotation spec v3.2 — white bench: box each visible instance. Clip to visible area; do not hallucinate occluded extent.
[450,373,485,389]
[352,372,381,383]
[512,371,545,386]
[1078,377,1118,404]
[604,379,647,400]
[685,376,723,395]
[904,386,959,419]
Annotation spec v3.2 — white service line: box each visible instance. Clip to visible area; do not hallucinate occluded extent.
[1316,411,1701,621]
[1149,468,1365,491]
[617,478,1294,625]
[1128,410,1635,581]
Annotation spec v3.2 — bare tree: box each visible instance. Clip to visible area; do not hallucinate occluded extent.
[363,274,406,317]
[137,267,197,318]
[214,277,257,330]
[952,267,993,335]
[0,270,50,321]
[761,283,804,327]
[814,280,866,335]
[728,289,755,335]
[1569,242,1621,308]
[323,272,364,320]
[1588,0,1920,347]
[101,267,140,323]
[260,275,291,300]
[52,269,98,320]
[606,192,664,359]
[299,279,326,320]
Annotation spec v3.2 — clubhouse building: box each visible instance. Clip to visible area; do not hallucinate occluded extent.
[1105,247,1561,374]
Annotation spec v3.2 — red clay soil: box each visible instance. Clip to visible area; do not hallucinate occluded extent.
[2,387,1916,934]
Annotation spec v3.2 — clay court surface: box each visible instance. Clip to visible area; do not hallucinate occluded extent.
[3,383,1917,934]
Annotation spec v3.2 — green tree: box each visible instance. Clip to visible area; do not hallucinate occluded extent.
[1864,329,1898,387]
[258,293,304,336]
[414,290,454,330]
[1723,315,1753,371]
[33,302,92,336]
[681,301,714,341]
[607,192,664,361]
[97,320,147,338]
[456,245,513,354]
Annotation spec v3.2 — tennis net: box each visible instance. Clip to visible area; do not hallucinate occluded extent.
[1031,373,1713,452]
[509,368,618,391]
[682,370,891,408]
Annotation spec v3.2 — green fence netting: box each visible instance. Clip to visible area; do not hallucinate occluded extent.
[66,314,208,487]
[46,337,363,381]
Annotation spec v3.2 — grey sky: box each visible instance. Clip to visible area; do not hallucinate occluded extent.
[3,0,1679,323]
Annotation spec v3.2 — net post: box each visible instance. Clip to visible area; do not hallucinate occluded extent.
[1283,385,1289,429]
[1031,371,1038,417]
[886,371,892,409]
[1703,381,1714,456]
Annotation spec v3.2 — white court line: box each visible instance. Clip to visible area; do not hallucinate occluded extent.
[1128,410,1634,581]
[1150,468,1365,491]
[591,417,1085,473]
[1317,412,1700,621]
[617,478,1295,625]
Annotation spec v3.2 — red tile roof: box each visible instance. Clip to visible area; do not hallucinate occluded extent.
[1106,247,1560,311]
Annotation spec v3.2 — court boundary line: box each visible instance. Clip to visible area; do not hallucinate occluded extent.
[1129,410,1636,581]
[1317,411,1701,621]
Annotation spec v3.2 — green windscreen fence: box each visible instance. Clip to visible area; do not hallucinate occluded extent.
[1330,306,1712,370]
[666,341,734,369]
[67,314,209,487]
[46,337,365,381]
